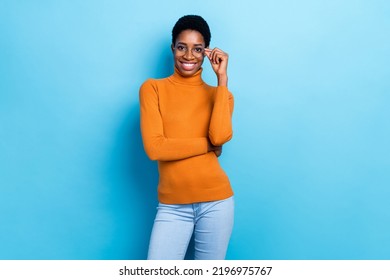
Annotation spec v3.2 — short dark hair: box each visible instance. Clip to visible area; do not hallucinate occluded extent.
[172,15,211,47]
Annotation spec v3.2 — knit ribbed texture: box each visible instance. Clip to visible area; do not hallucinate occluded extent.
[139,67,234,204]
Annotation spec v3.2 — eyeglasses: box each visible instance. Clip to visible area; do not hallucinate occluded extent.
[174,44,205,58]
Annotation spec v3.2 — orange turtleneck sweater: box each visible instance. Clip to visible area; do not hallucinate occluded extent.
[139,67,234,204]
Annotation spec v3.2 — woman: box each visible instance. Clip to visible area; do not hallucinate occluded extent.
[139,15,234,260]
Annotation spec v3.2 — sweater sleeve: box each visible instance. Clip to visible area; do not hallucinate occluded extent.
[139,80,209,161]
[208,86,234,146]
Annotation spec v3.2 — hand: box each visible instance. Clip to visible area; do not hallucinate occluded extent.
[207,141,223,157]
[204,47,229,86]
[214,145,222,157]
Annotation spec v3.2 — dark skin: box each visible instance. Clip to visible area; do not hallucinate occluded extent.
[171,29,229,157]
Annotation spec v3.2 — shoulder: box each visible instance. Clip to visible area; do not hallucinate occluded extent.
[139,77,165,95]
[139,77,172,103]
[140,76,171,90]
[140,78,157,90]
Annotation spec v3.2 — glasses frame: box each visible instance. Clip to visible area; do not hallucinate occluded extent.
[174,44,205,58]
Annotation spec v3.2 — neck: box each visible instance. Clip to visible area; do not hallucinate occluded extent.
[168,67,204,86]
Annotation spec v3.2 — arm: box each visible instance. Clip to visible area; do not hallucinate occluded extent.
[208,86,234,146]
[205,47,234,146]
[139,80,209,161]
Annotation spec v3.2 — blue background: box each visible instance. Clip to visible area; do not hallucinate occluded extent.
[1,0,389,260]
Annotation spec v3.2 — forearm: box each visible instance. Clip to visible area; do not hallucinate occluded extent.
[208,86,234,146]
[142,134,209,161]
[217,74,228,87]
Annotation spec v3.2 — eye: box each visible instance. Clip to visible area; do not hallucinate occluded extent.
[194,47,204,53]
[176,45,185,51]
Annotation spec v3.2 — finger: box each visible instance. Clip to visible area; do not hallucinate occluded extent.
[214,50,226,64]
[210,52,217,64]
[211,53,216,64]
[207,48,221,64]
[204,48,211,56]
[214,53,222,64]
[207,48,228,65]
[216,53,227,64]
[212,50,219,64]
[204,51,211,59]
[212,49,227,57]
[207,48,216,63]
[208,47,226,55]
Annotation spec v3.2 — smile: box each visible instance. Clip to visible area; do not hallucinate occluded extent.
[180,61,197,70]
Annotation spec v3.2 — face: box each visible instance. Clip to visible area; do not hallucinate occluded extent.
[171,29,206,77]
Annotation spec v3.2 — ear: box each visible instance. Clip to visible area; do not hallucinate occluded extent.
[171,43,174,53]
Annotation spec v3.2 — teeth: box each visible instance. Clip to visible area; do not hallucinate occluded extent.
[183,63,195,66]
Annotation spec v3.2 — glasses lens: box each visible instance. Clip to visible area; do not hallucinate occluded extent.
[192,47,204,57]
[175,45,204,57]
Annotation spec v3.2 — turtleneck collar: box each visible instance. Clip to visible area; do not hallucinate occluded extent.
[168,67,204,86]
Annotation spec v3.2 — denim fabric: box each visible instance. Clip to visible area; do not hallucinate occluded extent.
[147,196,234,260]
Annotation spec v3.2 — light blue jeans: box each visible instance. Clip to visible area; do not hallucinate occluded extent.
[147,196,234,260]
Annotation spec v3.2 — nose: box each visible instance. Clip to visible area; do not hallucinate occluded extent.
[183,48,195,60]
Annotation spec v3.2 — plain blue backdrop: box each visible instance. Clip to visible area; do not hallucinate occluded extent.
[1,0,389,259]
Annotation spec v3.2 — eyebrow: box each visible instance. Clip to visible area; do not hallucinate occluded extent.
[176,42,204,46]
